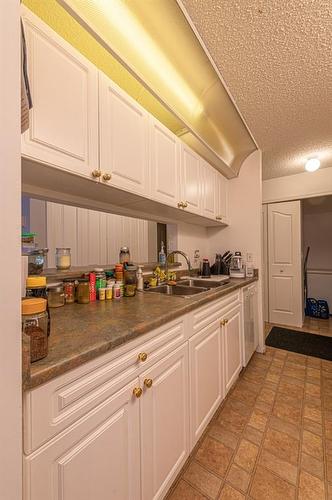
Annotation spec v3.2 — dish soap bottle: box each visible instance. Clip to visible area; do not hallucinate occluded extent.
[137,265,144,291]
[159,241,166,266]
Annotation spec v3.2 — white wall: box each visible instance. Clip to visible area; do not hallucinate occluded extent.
[208,150,265,350]
[0,1,22,498]
[263,166,332,203]
[303,210,332,309]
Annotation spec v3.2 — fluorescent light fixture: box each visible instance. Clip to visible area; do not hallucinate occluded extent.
[305,158,320,172]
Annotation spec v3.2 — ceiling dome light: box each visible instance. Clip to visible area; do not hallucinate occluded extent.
[305,158,320,172]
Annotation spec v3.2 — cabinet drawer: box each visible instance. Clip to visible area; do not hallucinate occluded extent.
[192,291,240,334]
[24,317,187,454]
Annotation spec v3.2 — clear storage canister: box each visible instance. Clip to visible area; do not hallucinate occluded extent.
[55,247,71,270]
[22,298,49,362]
[47,283,65,308]
[124,265,137,297]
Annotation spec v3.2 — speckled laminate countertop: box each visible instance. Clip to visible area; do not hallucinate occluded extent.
[24,277,258,390]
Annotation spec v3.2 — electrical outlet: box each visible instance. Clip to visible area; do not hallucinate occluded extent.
[194,249,200,259]
[246,252,253,263]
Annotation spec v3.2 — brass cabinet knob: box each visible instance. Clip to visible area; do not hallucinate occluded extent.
[177,201,184,208]
[225,319,229,324]
[184,201,188,208]
[220,319,228,326]
[133,387,143,398]
[102,172,112,182]
[144,378,153,388]
[137,352,148,362]
[91,169,102,178]
[216,215,223,221]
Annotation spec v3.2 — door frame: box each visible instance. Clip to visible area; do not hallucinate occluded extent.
[0,2,22,499]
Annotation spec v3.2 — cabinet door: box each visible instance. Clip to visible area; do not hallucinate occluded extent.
[99,72,149,196]
[223,305,243,393]
[140,344,189,500]
[201,159,217,219]
[150,118,180,207]
[24,379,140,500]
[180,145,201,215]
[189,320,224,447]
[21,7,99,178]
[215,172,229,224]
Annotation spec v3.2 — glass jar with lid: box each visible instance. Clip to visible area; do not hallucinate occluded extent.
[26,276,47,298]
[77,278,90,304]
[22,298,49,362]
[47,283,65,308]
[119,247,130,266]
[55,248,71,270]
[124,265,137,297]
[63,279,75,304]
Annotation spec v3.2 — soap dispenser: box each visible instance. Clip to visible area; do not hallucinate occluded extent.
[137,265,144,291]
[159,241,166,265]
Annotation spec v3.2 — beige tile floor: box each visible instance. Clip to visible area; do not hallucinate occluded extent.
[265,317,332,339]
[166,346,332,500]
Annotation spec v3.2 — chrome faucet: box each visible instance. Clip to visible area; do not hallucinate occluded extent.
[166,250,192,279]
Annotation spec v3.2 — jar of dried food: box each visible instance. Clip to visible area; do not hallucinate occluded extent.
[22,298,49,362]
[119,247,130,266]
[47,283,65,308]
[26,276,47,298]
[77,278,90,304]
[63,279,75,304]
[55,247,71,270]
[124,265,137,297]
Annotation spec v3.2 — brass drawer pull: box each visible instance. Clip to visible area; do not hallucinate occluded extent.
[133,387,143,398]
[137,352,148,362]
[91,169,101,178]
[102,172,112,181]
[144,378,153,388]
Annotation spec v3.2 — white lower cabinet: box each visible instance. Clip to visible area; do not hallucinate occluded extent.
[189,320,224,446]
[222,304,243,393]
[24,293,246,499]
[24,379,141,500]
[140,345,189,500]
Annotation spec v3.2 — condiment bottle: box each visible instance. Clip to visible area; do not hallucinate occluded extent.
[63,279,75,304]
[22,298,49,362]
[76,278,90,304]
[137,265,144,291]
[47,283,65,308]
[115,263,124,281]
[26,276,47,298]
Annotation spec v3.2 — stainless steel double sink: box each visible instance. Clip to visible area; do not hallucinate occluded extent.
[145,278,229,298]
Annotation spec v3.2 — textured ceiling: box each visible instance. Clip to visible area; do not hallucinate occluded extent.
[180,0,332,179]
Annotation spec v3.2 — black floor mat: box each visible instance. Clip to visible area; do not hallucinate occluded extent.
[266,326,332,361]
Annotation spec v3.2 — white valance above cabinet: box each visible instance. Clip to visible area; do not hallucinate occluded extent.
[21,6,229,228]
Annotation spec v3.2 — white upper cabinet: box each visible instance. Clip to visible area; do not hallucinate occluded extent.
[21,8,99,178]
[99,72,149,196]
[150,118,180,207]
[215,172,229,224]
[180,144,202,215]
[201,159,217,220]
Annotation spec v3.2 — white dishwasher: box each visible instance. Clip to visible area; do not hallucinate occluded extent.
[243,284,258,366]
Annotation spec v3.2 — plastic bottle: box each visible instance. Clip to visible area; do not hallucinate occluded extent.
[137,265,144,291]
[159,241,166,265]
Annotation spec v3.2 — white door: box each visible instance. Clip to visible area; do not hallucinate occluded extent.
[189,320,224,446]
[150,118,180,207]
[21,7,99,178]
[215,172,229,224]
[99,72,149,196]
[201,159,217,219]
[24,379,141,500]
[180,145,201,215]
[140,344,189,500]
[268,201,303,327]
[262,204,269,321]
[223,305,242,394]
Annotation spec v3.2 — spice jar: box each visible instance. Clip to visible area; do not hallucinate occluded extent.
[55,248,71,270]
[26,276,47,298]
[47,283,65,308]
[77,278,90,304]
[22,298,49,362]
[63,279,75,304]
[115,263,124,281]
[94,268,106,292]
[124,265,137,297]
